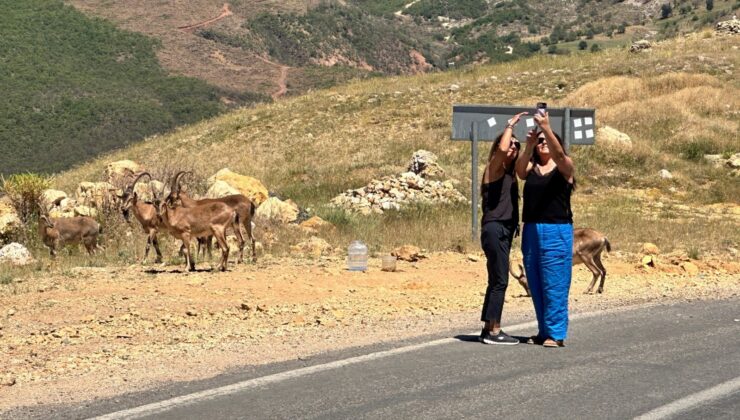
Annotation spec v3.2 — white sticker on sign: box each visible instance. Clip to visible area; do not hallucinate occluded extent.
[586,129,594,138]
[573,118,582,128]
[575,130,583,140]
[584,117,593,126]
[526,118,535,127]
[487,117,496,127]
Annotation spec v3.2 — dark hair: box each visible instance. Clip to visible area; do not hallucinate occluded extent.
[481,132,519,191]
[532,131,576,189]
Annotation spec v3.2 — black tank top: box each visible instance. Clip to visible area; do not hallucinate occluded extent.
[481,170,518,224]
[522,168,573,224]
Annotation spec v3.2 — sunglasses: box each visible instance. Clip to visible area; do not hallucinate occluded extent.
[511,142,521,150]
[537,137,547,144]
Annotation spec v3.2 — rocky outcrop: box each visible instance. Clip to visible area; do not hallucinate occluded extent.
[76,182,118,209]
[0,196,21,241]
[40,189,68,211]
[629,40,651,53]
[106,160,142,185]
[331,171,466,215]
[207,169,268,206]
[597,126,632,149]
[254,197,299,224]
[716,18,740,35]
[407,150,445,178]
[0,243,34,266]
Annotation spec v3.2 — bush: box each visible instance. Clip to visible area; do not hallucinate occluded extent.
[706,0,713,11]
[591,43,601,52]
[661,3,673,19]
[578,40,588,50]
[0,173,50,223]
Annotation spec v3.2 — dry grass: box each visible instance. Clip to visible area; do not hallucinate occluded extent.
[44,34,740,261]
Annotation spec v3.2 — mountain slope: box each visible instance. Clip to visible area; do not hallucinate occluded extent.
[0,0,265,175]
[54,33,740,253]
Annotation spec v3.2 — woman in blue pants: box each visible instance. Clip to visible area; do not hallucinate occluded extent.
[515,111,575,348]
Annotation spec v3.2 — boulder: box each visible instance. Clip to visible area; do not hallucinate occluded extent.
[73,206,98,218]
[392,245,425,262]
[0,243,34,266]
[299,216,334,233]
[680,261,700,276]
[727,153,740,169]
[106,160,142,185]
[40,189,68,211]
[597,126,632,149]
[76,182,118,208]
[254,197,299,224]
[291,236,332,258]
[641,243,660,255]
[207,169,268,205]
[629,40,651,53]
[0,196,21,240]
[205,180,240,199]
[133,180,164,202]
[716,18,740,35]
[407,150,445,178]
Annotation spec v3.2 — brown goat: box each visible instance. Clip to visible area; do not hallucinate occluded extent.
[510,228,612,295]
[38,215,102,257]
[170,171,256,263]
[157,174,237,272]
[120,172,164,263]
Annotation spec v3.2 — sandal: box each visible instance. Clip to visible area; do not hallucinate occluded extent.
[543,338,566,348]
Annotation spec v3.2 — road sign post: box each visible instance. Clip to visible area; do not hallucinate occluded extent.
[451,104,596,241]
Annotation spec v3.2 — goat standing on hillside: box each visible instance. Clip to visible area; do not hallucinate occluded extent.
[120,172,164,263]
[38,215,102,257]
[157,173,237,272]
[169,171,256,263]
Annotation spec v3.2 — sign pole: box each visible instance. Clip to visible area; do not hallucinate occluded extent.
[471,122,479,242]
[563,107,571,153]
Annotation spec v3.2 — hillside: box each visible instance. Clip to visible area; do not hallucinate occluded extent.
[54,33,740,255]
[0,0,267,176]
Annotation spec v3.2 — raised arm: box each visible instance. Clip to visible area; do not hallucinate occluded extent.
[483,112,527,183]
[516,129,537,180]
[534,112,575,183]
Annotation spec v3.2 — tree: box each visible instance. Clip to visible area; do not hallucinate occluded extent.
[661,3,673,19]
[548,44,558,54]
[590,43,600,52]
[578,40,588,50]
[586,28,595,39]
[617,22,627,34]
[706,0,714,11]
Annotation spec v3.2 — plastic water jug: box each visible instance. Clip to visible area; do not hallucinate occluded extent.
[347,240,368,271]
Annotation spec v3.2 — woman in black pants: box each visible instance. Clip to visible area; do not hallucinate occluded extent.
[478,112,525,345]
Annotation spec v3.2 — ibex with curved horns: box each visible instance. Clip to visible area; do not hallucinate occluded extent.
[119,171,164,263]
[169,171,256,263]
[157,172,238,272]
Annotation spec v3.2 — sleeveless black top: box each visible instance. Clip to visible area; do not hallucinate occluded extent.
[522,168,573,224]
[481,170,518,224]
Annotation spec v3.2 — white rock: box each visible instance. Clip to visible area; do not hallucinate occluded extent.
[0,243,34,266]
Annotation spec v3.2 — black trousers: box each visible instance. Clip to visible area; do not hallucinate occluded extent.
[480,220,516,323]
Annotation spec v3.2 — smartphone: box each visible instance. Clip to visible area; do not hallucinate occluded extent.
[536,102,547,116]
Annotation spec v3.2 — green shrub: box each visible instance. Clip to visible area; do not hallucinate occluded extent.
[0,173,50,223]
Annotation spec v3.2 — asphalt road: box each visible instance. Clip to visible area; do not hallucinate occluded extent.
[11,299,740,419]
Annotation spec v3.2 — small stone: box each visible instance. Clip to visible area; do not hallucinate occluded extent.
[467,254,480,262]
[659,169,673,179]
[186,309,198,317]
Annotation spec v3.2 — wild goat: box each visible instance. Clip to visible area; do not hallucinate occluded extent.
[38,215,102,257]
[157,174,238,272]
[510,228,612,295]
[120,172,164,263]
[169,171,255,263]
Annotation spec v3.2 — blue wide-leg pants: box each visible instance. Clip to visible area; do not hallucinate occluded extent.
[521,223,573,341]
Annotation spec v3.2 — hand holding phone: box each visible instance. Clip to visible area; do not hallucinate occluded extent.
[536,102,547,117]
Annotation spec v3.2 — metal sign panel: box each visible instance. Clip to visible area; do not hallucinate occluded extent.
[451,104,595,145]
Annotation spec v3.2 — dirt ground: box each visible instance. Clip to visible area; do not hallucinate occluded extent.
[0,251,738,412]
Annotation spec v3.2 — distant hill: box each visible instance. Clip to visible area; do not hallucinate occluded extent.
[0,0,268,176]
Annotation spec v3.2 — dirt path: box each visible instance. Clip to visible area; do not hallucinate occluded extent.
[255,55,290,99]
[0,253,737,412]
[178,3,233,32]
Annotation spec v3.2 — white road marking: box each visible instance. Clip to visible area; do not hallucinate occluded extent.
[91,307,638,419]
[634,376,740,420]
